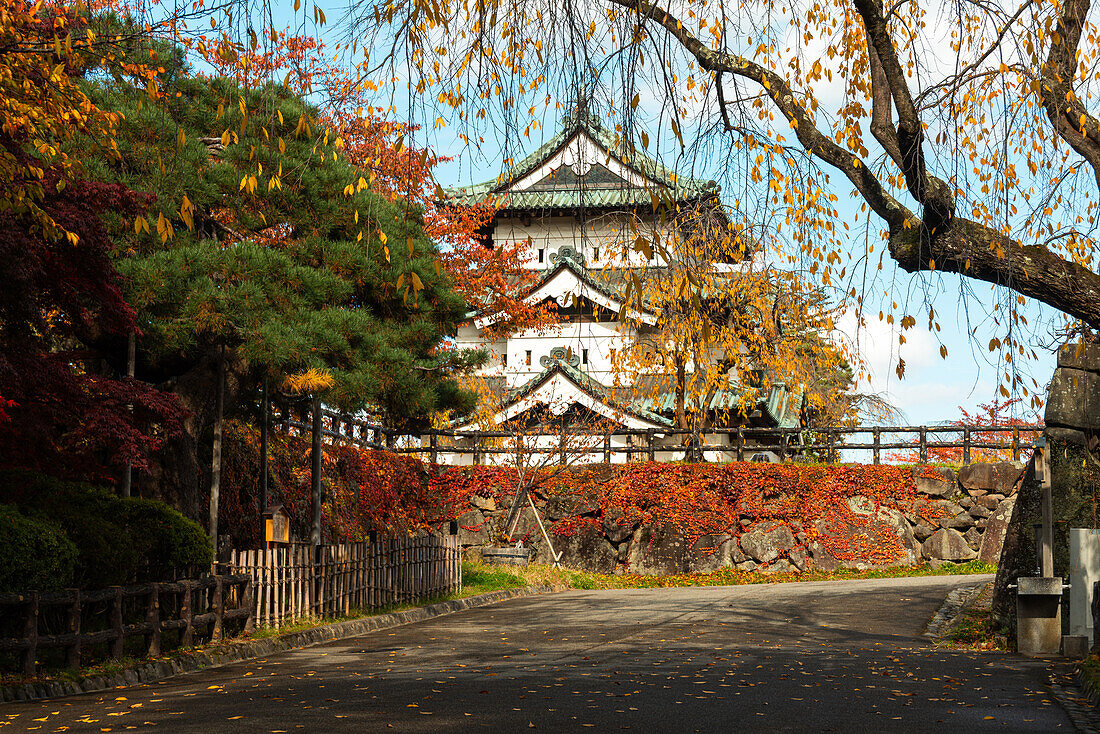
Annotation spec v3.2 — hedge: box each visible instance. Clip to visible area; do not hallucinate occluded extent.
[0,471,212,590]
[0,504,77,592]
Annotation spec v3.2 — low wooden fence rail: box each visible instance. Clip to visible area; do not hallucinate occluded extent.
[0,575,252,676]
[401,425,1042,465]
[266,402,1041,466]
[227,534,462,629]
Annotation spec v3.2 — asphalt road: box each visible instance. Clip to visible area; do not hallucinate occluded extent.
[0,575,1087,732]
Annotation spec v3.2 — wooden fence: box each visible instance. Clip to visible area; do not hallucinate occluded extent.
[0,575,252,676]
[227,534,462,629]
[272,405,1042,466]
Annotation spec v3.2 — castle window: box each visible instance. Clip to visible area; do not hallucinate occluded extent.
[582,349,589,364]
[525,350,532,366]
[538,248,545,263]
[592,247,599,262]
[502,352,508,367]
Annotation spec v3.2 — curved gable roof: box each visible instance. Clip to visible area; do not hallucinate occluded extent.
[443,109,717,210]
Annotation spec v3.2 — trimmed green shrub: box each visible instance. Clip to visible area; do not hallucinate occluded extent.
[0,504,77,592]
[119,498,212,579]
[0,471,212,588]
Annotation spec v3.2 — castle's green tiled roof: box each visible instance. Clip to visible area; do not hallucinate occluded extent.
[442,110,717,211]
[504,358,674,428]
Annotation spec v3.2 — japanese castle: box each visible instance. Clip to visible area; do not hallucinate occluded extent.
[441,105,802,462]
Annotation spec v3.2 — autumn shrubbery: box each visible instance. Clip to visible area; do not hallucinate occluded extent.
[0,471,212,590]
[221,421,927,567]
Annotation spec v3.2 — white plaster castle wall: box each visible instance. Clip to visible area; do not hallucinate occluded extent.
[456,320,637,389]
[492,215,670,270]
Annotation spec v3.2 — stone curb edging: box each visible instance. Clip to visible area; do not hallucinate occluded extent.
[1075,663,1100,709]
[1,584,558,705]
[922,579,990,640]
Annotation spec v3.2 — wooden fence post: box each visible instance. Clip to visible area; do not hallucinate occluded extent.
[429,430,438,464]
[212,576,224,642]
[110,586,124,659]
[181,580,194,647]
[1013,426,1021,461]
[66,588,81,670]
[146,583,161,657]
[962,427,971,465]
[603,433,611,463]
[22,592,38,677]
[646,430,656,462]
[736,428,745,462]
[873,428,881,465]
[919,426,928,463]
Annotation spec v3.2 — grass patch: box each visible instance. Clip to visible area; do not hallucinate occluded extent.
[941,607,1010,651]
[1079,655,1100,693]
[456,558,996,592]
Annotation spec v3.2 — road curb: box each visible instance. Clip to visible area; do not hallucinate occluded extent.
[1076,663,1100,708]
[1,585,558,705]
[922,578,990,640]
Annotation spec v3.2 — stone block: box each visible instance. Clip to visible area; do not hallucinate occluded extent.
[690,534,736,573]
[788,548,807,571]
[546,492,597,521]
[964,527,982,550]
[740,521,797,564]
[1058,342,1100,372]
[808,541,841,572]
[976,495,1002,511]
[913,519,937,541]
[978,497,1015,564]
[557,523,617,574]
[759,559,794,575]
[1046,366,1100,430]
[968,504,991,520]
[602,507,635,544]
[469,493,497,512]
[627,523,689,575]
[913,465,956,497]
[922,528,978,561]
[456,509,489,546]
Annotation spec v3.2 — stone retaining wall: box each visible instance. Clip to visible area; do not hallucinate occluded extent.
[458,462,1023,575]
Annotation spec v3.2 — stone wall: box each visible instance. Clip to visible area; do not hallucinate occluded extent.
[993,341,1100,633]
[457,461,1023,575]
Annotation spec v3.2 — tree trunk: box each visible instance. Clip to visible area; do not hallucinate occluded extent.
[137,347,250,525]
[120,332,136,498]
[209,343,225,556]
[310,394,323,546]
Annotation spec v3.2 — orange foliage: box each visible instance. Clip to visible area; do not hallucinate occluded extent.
[223,419,950,569]
[887,398,1042,464]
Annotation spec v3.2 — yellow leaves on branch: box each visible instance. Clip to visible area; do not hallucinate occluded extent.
[282,367,335,395]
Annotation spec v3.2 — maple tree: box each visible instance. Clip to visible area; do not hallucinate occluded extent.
[0,1,181,481]
[887,398,1043,464]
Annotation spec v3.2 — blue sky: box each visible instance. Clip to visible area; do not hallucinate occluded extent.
[192,1,1060,427]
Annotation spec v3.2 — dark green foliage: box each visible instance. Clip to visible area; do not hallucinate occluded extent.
[0,505,77,593]
[78,60,481,429]
[0,472,212,589]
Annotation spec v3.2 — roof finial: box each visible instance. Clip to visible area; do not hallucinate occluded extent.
[567,84,598,129]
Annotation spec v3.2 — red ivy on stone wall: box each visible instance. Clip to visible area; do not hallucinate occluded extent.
[221,421,943,565]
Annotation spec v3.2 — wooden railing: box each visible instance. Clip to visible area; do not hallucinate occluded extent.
[226,534,462,629]
[0,575,252,676]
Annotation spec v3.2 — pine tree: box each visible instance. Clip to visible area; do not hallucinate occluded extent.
[78,38,482,517]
